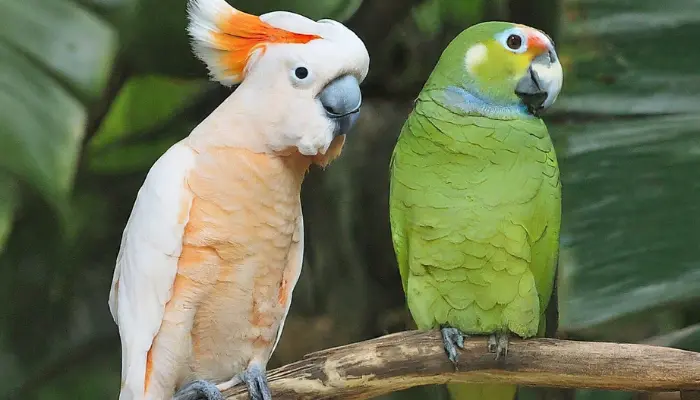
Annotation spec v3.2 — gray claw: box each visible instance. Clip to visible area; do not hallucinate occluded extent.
[440,326,467,369]
[243,365,272,400]
[487,332,509,361]
[496,332,509,360]
[173,379,224,400]
[487,333,498,353]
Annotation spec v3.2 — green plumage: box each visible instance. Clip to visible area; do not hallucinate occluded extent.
[389,21,562,400]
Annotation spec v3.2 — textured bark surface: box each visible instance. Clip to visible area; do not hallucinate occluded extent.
[225,330,700,399]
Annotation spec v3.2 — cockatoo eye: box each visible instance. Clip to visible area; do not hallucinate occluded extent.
[294,67,309,80]
[506,34,523,50]
[290,65,313,86]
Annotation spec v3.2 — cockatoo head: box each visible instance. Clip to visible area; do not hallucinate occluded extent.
[187,0,370,166]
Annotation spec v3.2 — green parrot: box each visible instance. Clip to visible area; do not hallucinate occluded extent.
[389,21,563,400]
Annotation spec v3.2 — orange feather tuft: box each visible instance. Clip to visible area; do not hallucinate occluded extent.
[213,9,321,80]
[144,343,154,393]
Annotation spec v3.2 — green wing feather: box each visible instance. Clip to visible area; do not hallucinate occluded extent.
[389,142,410,295]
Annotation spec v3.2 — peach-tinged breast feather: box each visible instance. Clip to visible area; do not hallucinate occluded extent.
[108,141,197,400]
[270,215,304,356]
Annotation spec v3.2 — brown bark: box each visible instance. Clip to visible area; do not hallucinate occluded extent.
[224,330,700,399]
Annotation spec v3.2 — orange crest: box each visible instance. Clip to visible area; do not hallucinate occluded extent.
[215,10,320,80]
[188,0,321,86]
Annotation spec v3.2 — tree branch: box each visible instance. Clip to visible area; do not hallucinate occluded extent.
[223,330,700,400]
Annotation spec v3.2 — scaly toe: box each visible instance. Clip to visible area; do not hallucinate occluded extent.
[243,365,272,400]
[440,326,468,368]
[256,374,272,400]
[173,379,224,400]
[487,333,498,354]
[496,332,509,361]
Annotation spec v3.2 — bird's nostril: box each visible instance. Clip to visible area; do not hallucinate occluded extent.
[324,105,336,115]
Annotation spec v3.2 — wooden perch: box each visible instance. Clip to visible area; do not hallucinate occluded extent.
[223,329,700,400]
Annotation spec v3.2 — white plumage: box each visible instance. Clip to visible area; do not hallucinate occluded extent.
[108,141,197,399]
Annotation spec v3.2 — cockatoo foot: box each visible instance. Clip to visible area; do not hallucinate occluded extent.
[440,325,467,369]
[173,379,225,400]
[242,364,272,400]
[487,332,509,361]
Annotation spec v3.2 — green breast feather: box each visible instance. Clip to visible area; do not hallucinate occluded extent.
[389,96,561,338]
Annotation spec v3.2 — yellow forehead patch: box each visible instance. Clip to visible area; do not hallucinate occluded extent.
[464,43,488,74]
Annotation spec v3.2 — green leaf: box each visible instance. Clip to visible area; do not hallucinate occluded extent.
[556,114,700,331]
[0,43,87,202]
[555,0,700,115]
[89,75,209,150]
[553,0,700,333]
[0,0,119,246]
[0,0,117,101]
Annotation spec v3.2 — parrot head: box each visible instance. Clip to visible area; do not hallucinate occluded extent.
[187,0,370,166]
[426,21,563,119]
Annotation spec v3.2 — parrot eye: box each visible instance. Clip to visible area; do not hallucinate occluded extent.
[290,65,314,87]
[295,67,309,80]
[497,29,528,53]
[506,34,523,50]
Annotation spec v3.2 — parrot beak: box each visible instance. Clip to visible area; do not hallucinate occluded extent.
[515,47,563,116]
[318,74,362,137]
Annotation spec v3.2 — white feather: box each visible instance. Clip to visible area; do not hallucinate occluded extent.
[464,43,488,75]
[108,141,197,400]
[186,0,243,86]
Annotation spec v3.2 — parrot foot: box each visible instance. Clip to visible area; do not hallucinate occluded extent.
[173,379,225,400]
[242,364,272,400]
[440,326,467,369]
[487,332,509,361]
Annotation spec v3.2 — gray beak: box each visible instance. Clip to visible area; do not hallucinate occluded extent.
[515,49,563,117]
[318,75,362,137]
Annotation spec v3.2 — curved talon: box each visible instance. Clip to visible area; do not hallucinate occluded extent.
[496,332,509,360]
[487,334,496,353]
[243,364,272,400]
[173,379,225,400]
[440,326,468,369]
[488,332,510,361]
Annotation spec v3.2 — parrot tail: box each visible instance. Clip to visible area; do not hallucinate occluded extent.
[447,383,517,400]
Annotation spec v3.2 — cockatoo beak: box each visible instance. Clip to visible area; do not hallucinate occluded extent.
[318,74,362,136]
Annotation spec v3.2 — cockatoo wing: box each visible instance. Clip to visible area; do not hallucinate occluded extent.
[269,214,304,357]
[108,141,197,399]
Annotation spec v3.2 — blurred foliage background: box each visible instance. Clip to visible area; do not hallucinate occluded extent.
[1,0,699,399]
